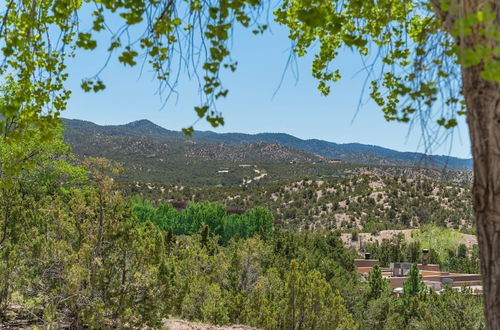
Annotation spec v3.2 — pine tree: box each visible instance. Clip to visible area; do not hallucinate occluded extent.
[367,265,387,299]
[403,263,426,298]
[284,260,357,329]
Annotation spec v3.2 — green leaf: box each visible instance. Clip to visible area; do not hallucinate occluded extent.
[118,48,139,66]
[76,33,97,50]
[195,106,209,118]
[182,126,194,136]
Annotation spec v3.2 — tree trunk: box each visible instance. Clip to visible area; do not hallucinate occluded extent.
[463,63,500,329]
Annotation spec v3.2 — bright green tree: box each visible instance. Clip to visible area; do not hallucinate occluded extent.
[0,125,86,316]
[0,0,267,142]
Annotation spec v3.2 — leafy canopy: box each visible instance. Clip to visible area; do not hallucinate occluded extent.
[275,0,500,134]
[0,0,267,140]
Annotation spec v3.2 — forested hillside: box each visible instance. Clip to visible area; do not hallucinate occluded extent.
[65,118,476,235]
[124,174,474,233]
[63,118,473,170]
[63,118,472,188]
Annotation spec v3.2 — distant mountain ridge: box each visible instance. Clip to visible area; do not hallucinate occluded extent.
[62,118,472,169]
[191,131,472,169]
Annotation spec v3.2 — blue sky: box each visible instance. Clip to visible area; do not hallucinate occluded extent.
[63,15,471,159]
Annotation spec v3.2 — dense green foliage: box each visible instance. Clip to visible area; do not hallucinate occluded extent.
[0,123,485,329]
[361,265,484,329]
[132,198,274,244]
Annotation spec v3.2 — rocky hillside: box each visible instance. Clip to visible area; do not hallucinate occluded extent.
[122,172,474,233]
[65,132,324,164]
[182,141,326,163]
[64,119,338,185]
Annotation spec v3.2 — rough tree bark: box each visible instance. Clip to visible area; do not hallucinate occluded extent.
[464,65,500,330]
[426,0,500,327]
[458,2,500,329]
[430,0,500,327]
[462,9,500,330]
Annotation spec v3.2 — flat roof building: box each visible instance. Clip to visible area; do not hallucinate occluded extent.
[354,250,482,294]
